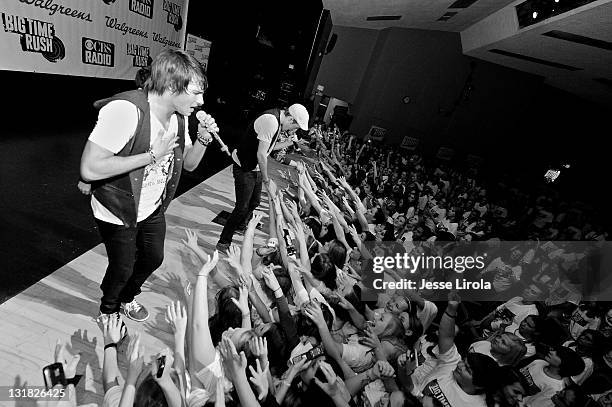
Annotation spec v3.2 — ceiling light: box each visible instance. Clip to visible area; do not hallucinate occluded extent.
[532,11,538,18]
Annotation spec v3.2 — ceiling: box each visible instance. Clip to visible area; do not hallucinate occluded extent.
[322,0,612,106]
[322,0,519,32]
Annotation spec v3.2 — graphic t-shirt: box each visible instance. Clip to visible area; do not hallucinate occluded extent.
[521,359,564,407]
[88,100,191,225]
[491,297,538,334]
[412,345,487,407]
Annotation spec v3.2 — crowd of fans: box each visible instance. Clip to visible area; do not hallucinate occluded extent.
[50,122,611,407]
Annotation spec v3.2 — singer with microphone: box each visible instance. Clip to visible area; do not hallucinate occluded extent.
[196,110,231,156]
[79,49,218,324]
[216,104,309,253]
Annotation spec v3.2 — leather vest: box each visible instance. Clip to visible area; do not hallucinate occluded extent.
[91,90,185,227]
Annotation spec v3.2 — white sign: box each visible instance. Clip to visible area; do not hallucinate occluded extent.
[184,33,211,72]
[0,0,188,80]
[400,136,419,150]
[367,125,387,141]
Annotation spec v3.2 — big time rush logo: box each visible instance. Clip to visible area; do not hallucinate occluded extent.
[1,14,65,62]
[126,43,150,67]
[82,37,114,67]
[129,0,153,19]
[162,0,182,31]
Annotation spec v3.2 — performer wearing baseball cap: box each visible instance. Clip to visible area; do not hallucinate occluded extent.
[216,103,309,252]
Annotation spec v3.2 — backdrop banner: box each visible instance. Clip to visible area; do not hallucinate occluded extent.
[184,33,211,73]
[0,0,188,80]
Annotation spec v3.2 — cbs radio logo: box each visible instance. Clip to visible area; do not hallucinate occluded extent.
[82,37,114,67]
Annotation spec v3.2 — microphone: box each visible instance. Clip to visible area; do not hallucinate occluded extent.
[196,111,231,156]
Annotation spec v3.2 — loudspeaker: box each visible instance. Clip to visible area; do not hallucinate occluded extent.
[304,9,332,97]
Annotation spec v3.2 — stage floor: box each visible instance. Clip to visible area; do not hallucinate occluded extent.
[0,157,298,406]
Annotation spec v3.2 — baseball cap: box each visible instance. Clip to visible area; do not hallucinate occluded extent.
[288,103,309,131]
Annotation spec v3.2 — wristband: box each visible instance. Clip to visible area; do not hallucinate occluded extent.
[147,147,156,165]
[444,311,457,319]
[104,343,117,350]
[197,133,212,146]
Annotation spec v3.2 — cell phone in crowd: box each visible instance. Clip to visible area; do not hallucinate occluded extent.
[42,362,66,389]
[156,355,166,378]
[282,229,297,258]
[410,349,419,367]
[290,345,324,365]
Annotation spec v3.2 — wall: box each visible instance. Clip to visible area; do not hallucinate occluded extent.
[351,28,471,150]
[314,25,379,104]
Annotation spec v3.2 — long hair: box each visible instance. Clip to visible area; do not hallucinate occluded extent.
[209,286,241,345]
[262,323,289,375]
[144,49,207,95]
[311,253,337,291]
[326,239,347,269]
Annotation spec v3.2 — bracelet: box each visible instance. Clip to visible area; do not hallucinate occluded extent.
[104,343,117,350]
[197,133,212,146]
[147,147,156,165]
[444,311,457,319]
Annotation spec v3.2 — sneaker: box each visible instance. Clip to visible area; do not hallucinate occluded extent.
[121,300,149,322]
[94,312,128,341]
[216,241,230,254]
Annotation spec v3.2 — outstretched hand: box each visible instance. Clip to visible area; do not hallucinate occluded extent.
[226,244,242,271]
[220,336,247,379]
[248,359,269,401]
[261,264,281,292]
[303,300,326,328]
[230,284,250,316]
[313,361,346,401]
[53,339,81,379]
[198,250,219,277]
[165,300,187,337]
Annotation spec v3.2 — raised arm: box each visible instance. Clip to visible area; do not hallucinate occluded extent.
[165,301,188,395]
[183,229,232,288]
[241,212,265,275]
[220,337,261,407]
[100,315,123,392]
[303,301,353,378]
[438,291,460,354]
[189,250,219,371]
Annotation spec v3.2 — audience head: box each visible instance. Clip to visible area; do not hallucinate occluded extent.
[545,346,585,378]
[310,253,337,290]
[489,332,527,366]
[452,353,500,394]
